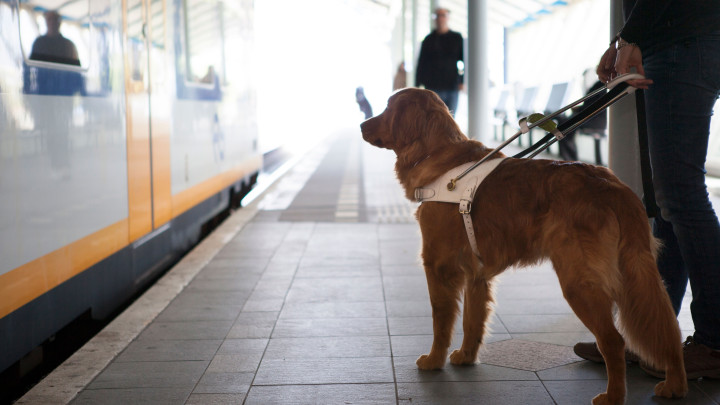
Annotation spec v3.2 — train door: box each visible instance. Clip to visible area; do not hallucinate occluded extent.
[123,0,171,241]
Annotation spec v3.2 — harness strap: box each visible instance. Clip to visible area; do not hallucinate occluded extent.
[460,184,482,260]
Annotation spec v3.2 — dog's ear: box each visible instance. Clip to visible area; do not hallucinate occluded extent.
[395,91,465,166]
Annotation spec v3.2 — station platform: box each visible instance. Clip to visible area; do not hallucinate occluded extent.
[18,129,720,404]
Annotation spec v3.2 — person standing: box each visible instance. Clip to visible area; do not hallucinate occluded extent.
[415,7,464,116]
[574,0,720,378]
[29,11,79,66]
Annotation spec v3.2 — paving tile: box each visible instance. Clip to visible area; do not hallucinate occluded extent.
[245,383,396,405]
[86,361,208,389]
[544,378,716,405]
[537,359,608,380]
[254,357,394,385]
[388,316,463,336]
[155,301,243,322]
[192,266,264,281]
[242,298,285,312]
[695,379,720,403]
[397,381,555,405]
[381,264,424,276]
[379,241,421,266]
[227,312,278,339]
[498,313,589,333]
[272,317,388,338]
[511,331,596,347]
[185,277,258,292]
[494,297,574,315]
[390,334,511,358]
[214,246,278,259]
[246,282,292,300]
[137,320,234,341]
[205,339,269,373]
[378,223,420,240]
[203,257,270,270]
[284,277,384,303]
[481,339,582,371]
[382,275,430,301]
[207,354,263,373]
[294,264,381,278]
[217,338,269,354]
[185,393,247,405]
[393,356,537,383]
[72,388,191,405]
[115,339,222,362]
[388,314,506,336]
[386,299,433,317]
[298,254,380,268]
[279,301,386,319]
[192,372,254,394]
[167,290,250,307]
[263,336,390,359]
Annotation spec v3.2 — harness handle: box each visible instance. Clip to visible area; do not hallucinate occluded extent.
[606,73,645,90]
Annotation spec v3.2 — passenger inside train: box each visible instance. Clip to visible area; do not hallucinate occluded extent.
[28,10,79,66]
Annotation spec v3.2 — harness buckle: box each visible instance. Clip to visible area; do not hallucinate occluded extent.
[459,199,471,214]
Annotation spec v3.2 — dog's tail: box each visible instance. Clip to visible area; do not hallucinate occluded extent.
[614,204,684,373]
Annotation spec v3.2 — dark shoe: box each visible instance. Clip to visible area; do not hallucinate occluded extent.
[573,341,640,363]
[641,336,720,380]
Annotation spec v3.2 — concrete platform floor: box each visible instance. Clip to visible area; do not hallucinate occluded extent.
[19,129,720,404]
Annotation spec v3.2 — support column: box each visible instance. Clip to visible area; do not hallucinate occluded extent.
[467,0,489,140]
[608,0,642,197]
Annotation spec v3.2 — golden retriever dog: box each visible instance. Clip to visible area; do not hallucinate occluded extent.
[360,88,687,405]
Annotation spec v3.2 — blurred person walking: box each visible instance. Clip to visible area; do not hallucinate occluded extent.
[415,7,464,116]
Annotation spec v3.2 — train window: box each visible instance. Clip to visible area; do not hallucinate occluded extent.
[183,0,224,85]
[19,2,91,68]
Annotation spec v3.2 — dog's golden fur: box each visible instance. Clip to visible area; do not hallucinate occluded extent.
[361,88,687,405]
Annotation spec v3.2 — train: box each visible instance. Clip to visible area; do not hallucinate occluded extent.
[0,0,260,377]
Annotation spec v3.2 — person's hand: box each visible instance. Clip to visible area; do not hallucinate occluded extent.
[458,83,465,92]
[614,44,653,89]
[596,45,617,83]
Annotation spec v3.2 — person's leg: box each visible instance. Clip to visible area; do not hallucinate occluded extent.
[644,32,720,350]
[431,89,459,117]
[444,90,459,117]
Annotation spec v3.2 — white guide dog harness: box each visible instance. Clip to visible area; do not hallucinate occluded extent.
[413,158,506,260]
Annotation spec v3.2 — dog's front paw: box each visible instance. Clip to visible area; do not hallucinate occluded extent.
[450,349,477,366]
[654,380,688,399]
[416,354,445,370]
[591,393,623,405]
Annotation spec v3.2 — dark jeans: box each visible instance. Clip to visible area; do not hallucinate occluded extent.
[643,30,720,349]
[430,88,459,117]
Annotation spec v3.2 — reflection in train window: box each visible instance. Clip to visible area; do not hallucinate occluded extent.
[19,1,90,68]
[223,0,253,91]
[127,0,145,82]
[183,0,223,85]
[150,0,166,49]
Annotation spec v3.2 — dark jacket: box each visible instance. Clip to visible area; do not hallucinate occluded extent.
[415,30,464,91]
[621,0,720,56]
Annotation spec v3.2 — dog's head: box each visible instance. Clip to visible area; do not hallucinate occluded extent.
[360,88,466,165]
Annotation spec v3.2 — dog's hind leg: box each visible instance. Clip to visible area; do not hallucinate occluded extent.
[416,261,464,370]
[559,274,627,405]
[450,274,495,366]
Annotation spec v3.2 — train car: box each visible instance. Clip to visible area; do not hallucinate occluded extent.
[0,0,260,376]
